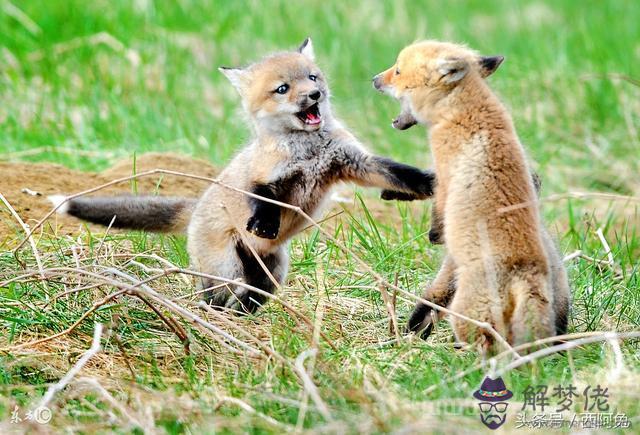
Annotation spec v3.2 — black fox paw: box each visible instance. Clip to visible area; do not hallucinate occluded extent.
[246,215,279,239]
[381,190,418,201]
[428,227,444,245]
[406,303,435,340]
[418,171,436,197]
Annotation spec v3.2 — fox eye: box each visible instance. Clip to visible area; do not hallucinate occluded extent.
[308,74,317,81]
[395,68,400,75]
[275,84,289,94]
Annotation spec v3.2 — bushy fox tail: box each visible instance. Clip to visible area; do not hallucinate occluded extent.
[48,195,197,233]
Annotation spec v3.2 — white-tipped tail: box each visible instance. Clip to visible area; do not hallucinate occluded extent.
[47,195,70,214]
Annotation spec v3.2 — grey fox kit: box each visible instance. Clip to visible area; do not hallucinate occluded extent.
[51,39,435,314]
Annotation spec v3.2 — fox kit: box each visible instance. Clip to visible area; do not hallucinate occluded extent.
[373,40,570,349]
[379,56,514,245]
[50,39,435,314]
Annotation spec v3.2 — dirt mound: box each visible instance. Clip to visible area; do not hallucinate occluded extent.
[103,152,218,196]
[0,153,218,245]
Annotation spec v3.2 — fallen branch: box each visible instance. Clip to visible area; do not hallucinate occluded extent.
[0,192,46,280]
[499,191,640,214]
[38,323,104,409]
[294,349,333,422]
[495,331,640,376]
[595,227,615,266]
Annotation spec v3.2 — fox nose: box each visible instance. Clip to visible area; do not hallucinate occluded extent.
[309,90,321,101]
[372,75,382,90]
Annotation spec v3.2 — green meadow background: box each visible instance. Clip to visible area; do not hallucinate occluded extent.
[1,0,639,432]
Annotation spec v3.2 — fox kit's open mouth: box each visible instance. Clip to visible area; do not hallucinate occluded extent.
[392,112,417,130]
[296,103,322,126]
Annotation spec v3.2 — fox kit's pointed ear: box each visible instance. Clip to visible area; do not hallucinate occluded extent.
[298,37,315,60]
[219,67,248,91]
[436,57,469,84]
[478,55,505,78]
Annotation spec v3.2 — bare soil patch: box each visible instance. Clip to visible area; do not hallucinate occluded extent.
[0,153,218,244]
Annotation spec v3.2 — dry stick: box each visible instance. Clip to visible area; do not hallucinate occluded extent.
[0,272,58,288]
[580,72,640,88]
[294,349,333,422]
[563,249,619,268]
[106,267,191,347]
[125,254,191,286]
[378,283,401,342]
[423,329,639,395]
[495,332,640,377]
[15,169,515,358]
[498,191,640,214]
[607,335,626,380]
[38,323,104,409]
[595,227,615,266]
[0,192,45,280]
[296,296,326,431]
[299,210,344,232]
[563,250,582,262]
[42,282,105,309]
[134,293,190,354]
[95,215,117,259]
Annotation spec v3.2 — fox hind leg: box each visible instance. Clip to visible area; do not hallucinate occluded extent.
[407,255,456,339]
[508,271,555,346]
[201,241,288,314]
[448,266,506,353]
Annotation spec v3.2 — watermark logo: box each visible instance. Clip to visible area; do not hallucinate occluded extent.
[473,376,513,430]
[10,405,52,425]
[516,383,631,429]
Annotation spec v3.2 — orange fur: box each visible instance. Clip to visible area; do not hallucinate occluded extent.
[375,41,570,351]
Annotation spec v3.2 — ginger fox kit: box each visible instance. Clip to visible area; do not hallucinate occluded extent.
[50,39,435,314]
[373,40,570,348]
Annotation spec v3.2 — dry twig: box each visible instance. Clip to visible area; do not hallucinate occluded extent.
[38,323,104,409]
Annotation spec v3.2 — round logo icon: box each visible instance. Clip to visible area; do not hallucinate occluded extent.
[32,406,52,424]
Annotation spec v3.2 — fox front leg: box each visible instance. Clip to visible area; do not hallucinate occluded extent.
[371,156,435,197]
[246,184,281,239]
[340,145,435,197]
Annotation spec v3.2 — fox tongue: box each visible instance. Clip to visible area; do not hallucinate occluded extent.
[306,112,320,122]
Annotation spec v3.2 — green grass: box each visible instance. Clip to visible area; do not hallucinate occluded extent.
[1,0,640,432]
